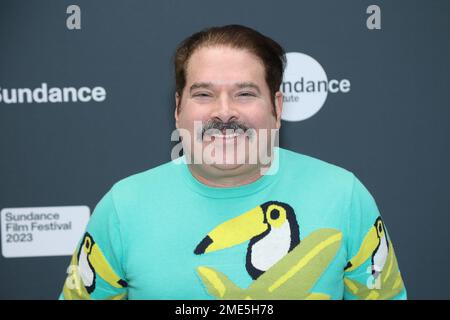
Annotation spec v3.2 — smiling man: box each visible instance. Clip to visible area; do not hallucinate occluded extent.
[173,34,283,185]
[59,25,407,300]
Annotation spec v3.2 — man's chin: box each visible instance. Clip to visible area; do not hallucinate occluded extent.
[209,162,244,171]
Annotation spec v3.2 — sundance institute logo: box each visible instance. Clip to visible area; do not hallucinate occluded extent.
[281,52,351,122]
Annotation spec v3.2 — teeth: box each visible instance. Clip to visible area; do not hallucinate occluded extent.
[212,133,240,139]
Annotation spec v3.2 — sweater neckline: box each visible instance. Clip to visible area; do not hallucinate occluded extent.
[175,147,282,199]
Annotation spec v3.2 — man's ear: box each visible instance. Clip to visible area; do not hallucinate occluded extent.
[274,91,283,129]
[175,92,180,128]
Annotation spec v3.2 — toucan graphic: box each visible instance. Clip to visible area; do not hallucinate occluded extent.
[196,228,343,300]
[77,232,128,293]
[343,217,405,299]
[194,201,300,279]
[344,217,389,279]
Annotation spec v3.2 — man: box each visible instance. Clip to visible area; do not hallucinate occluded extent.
[59,25,407,300]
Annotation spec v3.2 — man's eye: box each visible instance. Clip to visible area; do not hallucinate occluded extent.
[238,92,256,97]
[193,93,212,97]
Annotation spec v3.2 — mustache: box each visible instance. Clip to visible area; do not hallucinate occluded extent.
[200,119,253,139]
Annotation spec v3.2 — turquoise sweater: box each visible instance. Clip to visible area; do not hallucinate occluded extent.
[59,147,407,300]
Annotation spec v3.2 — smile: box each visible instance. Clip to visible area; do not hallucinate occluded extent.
[211,132,242,139]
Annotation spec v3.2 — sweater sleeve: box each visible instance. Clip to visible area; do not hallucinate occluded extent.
[343,174,407,300]
[58,188,128,300]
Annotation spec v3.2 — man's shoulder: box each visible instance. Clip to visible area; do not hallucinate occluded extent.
[110,158,179,196]
[279,148,360,210]
[279,147,356,188]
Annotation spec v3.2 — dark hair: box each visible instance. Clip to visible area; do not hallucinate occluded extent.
[174,24,286,116]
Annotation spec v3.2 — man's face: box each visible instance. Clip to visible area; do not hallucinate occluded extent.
[175,46,283,176]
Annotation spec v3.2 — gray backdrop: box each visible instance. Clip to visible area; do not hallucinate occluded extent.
[0,0,449,299]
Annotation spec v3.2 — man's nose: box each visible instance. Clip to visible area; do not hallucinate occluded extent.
[210,94,239,123]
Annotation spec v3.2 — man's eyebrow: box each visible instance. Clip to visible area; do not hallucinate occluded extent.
[189,82,214,93]
[235,82,261,94]
[189,81,262,94]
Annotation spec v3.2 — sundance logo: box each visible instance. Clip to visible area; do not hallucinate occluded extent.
[281,52,351,122]
[0,83,106,104]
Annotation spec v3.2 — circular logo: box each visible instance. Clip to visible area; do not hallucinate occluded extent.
[281,52,328,122]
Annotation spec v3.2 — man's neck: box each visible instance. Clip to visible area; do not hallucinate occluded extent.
[187,162,270,188]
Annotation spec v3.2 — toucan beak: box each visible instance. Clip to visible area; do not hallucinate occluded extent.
[345,225,379,272]
[88,244,124,288]
[194,205,268,254]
